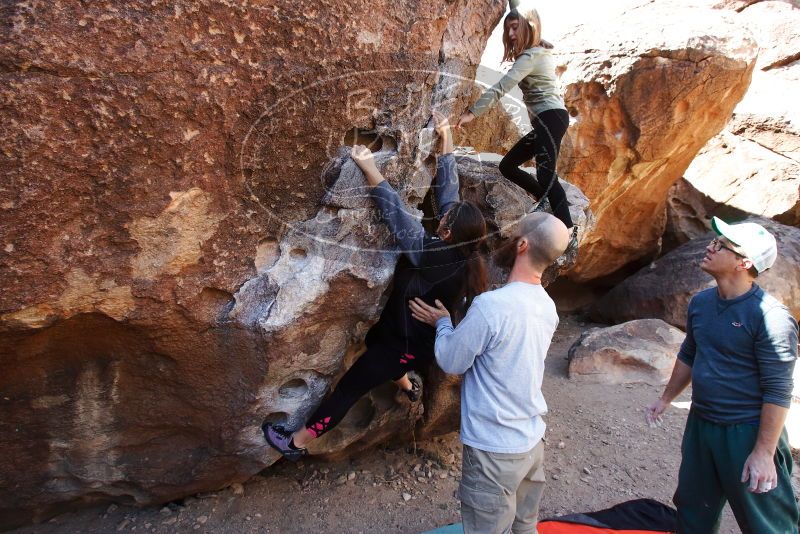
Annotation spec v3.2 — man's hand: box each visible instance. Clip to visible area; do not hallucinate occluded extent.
[741,449,778,493]
[645,398,669,427]
[409,298,450,326]
[455,111,474,130]
[646,360,692,427]
[351,144,383,186]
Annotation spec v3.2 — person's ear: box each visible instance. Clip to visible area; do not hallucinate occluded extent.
[517,237,529,255]
[441,228,452,241]
[738,257,754,272]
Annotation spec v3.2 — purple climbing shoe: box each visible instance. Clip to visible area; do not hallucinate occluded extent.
[262,422,307,461]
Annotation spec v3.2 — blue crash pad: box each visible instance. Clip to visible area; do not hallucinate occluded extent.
[421,523,463,534]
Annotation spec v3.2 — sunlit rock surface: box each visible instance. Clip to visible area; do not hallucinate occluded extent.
[0,0,517,527]
[555,1,758,282]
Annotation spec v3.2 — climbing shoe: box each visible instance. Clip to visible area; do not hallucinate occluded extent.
[262,422,307,461]
[568,225,579,250]
[404,374,422,402]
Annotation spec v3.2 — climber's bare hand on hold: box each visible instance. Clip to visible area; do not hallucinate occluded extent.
[432,110,454,155]
[455,111,474,130]
[432,110,451,135]
[351,144,384,186]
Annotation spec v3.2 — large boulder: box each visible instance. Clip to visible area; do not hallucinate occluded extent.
[0,0,518,527]
[590,218,800,329]
[663,178,723,251]
[554,2,758,282]
[664,0,800,245]
[568,320,685,385]
[682,121,799,224]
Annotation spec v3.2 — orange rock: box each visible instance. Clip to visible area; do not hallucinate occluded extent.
[0,0,508,527]
[555,2,758,282]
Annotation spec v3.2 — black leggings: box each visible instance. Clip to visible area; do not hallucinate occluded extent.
[498,108,573,228]
[304,341,430,438]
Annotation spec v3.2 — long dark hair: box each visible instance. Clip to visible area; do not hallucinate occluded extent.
[440,201,489,309]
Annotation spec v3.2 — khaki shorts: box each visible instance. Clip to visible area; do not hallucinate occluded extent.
[458,441,546,534]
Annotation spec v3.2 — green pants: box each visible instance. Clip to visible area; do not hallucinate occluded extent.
[674,412,799,534]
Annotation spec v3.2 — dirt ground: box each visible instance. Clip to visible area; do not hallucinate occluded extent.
[11,315,800,534]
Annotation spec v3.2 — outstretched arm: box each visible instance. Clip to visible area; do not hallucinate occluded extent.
[352,145,426,265]
[431,111,459,217]
[468,52,536,118]
[409,297,492,375]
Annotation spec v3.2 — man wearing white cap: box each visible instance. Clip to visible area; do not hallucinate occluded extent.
[646,217,799,533]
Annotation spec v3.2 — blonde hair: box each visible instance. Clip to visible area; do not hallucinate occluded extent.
[502,9,550,62]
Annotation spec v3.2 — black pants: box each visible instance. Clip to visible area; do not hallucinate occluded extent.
[498,108,573,228]
[304,340,431,438]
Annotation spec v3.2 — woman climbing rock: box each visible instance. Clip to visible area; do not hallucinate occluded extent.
[263,111,489,460]
[457,0,574,230]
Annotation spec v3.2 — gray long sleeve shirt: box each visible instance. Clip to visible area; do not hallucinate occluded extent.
[434,282,558,453]
[469,0,565,120]
[470,47,565,120]
[678,284,798,424]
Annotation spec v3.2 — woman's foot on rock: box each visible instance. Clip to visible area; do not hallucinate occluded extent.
[262,422,307,461]
[403,374,422,402]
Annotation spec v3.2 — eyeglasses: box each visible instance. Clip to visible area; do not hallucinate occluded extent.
[709,238,743,256]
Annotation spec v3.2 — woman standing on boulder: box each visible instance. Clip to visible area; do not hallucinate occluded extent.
[457,0,573,230]
[263,112,489,460]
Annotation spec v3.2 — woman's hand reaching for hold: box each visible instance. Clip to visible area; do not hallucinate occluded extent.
[351,144,384,186]
[351,144,376,171]
[455,111,474,130]
[432,110,454,155]
[433,110,451,135]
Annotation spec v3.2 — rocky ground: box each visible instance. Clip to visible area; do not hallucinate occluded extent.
[10,315,800,534]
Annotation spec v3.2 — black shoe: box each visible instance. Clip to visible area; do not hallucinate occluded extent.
[568,225,579,250]
[262,422,307,461]
[404,375,422,402]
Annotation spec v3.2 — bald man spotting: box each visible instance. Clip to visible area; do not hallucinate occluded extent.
[409,211,570,533]
[493,212,570,275]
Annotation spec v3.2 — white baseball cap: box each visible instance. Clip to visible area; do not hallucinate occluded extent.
[711,217,777,273]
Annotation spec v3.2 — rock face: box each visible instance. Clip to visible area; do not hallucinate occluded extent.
[0,0,521,527]
[555,2,758,282]
[663,178,721,251]
[590,218,800,329]
[665,0,800,245]
[682,122,799,224]
[568,320,685,385]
